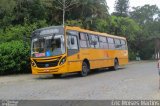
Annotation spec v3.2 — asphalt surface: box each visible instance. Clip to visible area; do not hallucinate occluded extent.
[0,61,159,100]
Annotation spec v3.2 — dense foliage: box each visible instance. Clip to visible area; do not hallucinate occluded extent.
[0,41,29,75]
[0,20,48,75]
[0,0,160,74]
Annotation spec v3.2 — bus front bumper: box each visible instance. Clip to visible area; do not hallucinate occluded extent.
[31,64,68,75]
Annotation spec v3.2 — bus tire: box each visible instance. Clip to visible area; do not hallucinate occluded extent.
[53,74,62,78]
[80,62,89,77]
[110,59,119,71]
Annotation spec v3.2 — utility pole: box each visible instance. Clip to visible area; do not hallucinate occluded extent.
[63,0,65,27]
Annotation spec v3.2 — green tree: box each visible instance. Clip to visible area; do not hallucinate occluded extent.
[130,5,160,59]
[113,0,129,17]
[0,0,16,29]
[130,5,159,25]
[72,0,109,29]
[108,16,140,39]
[13,0,46,24]
[43,0,109,27]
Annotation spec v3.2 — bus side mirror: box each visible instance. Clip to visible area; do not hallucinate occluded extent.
[71,37,75,45]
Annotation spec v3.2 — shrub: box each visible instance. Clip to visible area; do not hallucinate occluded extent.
[0,20,48,43]
[0,40,30,75]
[0,20,48,75]
[129,50,136,61]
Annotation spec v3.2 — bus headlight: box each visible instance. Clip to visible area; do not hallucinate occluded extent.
[59,56,66,65]
[31,61,36,67]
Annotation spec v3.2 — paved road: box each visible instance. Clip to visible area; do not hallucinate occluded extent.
[0,61,159,100]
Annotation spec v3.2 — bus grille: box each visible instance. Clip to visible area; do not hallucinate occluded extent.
[35,60,59,68]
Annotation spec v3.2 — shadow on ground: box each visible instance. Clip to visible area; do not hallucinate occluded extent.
[34,67,125,80]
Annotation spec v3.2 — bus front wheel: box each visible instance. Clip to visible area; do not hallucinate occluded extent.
[80,62,89,77]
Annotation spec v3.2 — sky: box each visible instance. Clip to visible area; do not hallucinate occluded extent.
[106,0,160,13]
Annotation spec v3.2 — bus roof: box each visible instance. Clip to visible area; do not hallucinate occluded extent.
[32,25,126,40]
[65,26,126,40]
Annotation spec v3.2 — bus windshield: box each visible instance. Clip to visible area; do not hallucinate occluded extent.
[31,35,65,57]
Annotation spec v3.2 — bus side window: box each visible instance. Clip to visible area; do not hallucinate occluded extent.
[79,33,88,48]
[99,36,108,49]
[108,37,115,49]
[121,40,127,50]
[89,35,94,48]
[89,34,99,48]
[86,34,90,48]
[68,35,78,50]
[115,39,121,50]
[94,35,100,48]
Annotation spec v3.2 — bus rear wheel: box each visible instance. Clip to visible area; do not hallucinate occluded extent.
[80,62,89,77]
[111,59,119,71]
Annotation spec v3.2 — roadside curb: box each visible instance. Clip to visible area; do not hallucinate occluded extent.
[128,60,156,65]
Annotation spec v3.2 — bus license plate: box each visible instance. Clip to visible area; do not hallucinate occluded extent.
[44,70,50,72]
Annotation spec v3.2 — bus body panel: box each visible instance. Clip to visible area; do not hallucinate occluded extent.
[31,63,67,74]
[31,54,69,74]
[67,53,82,73]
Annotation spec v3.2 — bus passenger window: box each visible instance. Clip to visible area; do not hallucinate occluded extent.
[121,40,127,50]
[114,39,121,50]
[95,36,100,48]
[99,36,108,49]
[68,36,78,50]
[79,33,88,48]
[108,37,115,49]
[89,35,99,48]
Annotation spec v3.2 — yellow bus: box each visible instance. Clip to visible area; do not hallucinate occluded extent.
[31,26,128,77]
